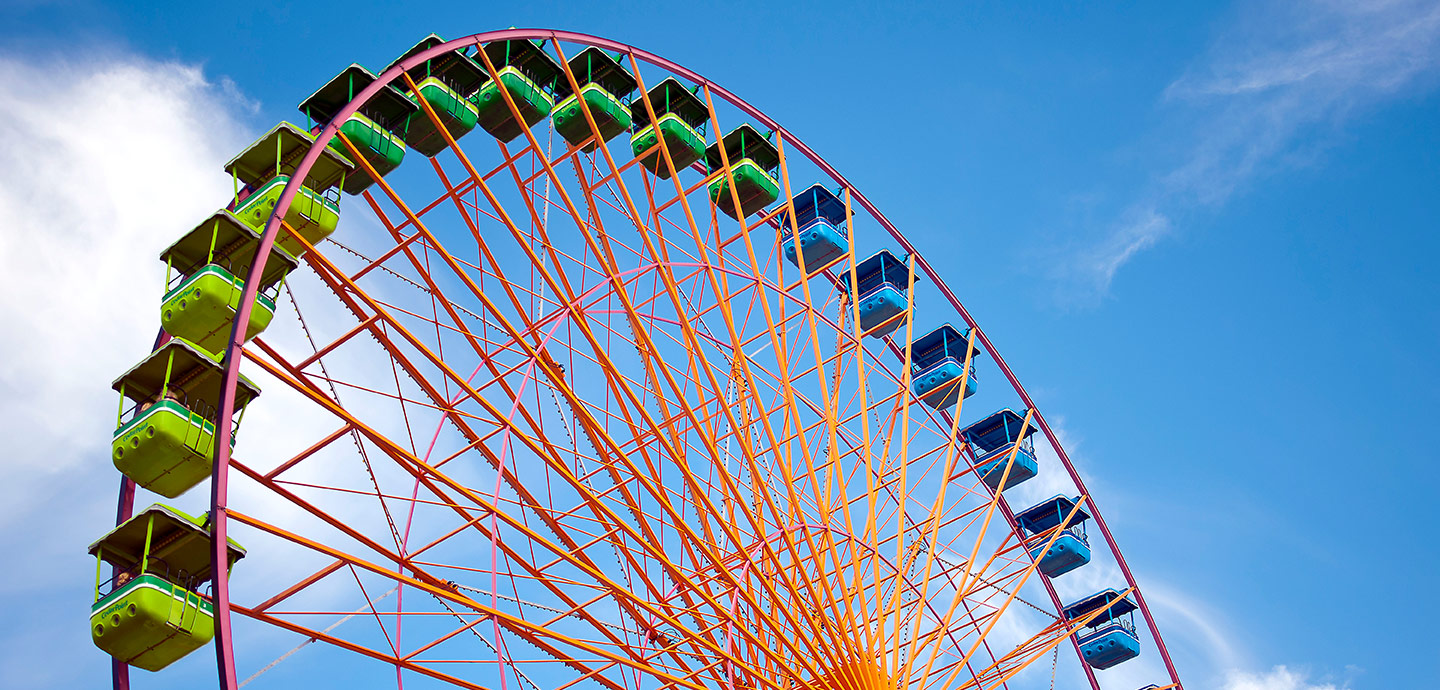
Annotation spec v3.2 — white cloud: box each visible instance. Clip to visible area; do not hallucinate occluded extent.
[0,51,255,685]
[1060,0,1440,300]
[1168,1,1440,102]
[1223,665,1347,690]
[0,53,254,527]
[1008,423,1236,690]
[1159,0,1440,206]
[1056,207,1171,304]
[1008,416,1086,508]
[0,49,430,688]
[1010,422,1352,689]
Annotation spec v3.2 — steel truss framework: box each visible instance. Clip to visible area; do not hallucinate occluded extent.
[108,29,1183,690]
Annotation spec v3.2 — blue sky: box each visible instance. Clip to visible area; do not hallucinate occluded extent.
[1,1,1437,688]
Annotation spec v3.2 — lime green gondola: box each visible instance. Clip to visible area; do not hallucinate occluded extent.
[110,338,261,498]
[159,211,297,357]
[471,39,562,143]
[630,77,709,179]
[225,122,354,258]
[387,34,488,157]
[299,64,419,195]
[706,124,782,219]
[552,47,638,152]
[89,505,245,672]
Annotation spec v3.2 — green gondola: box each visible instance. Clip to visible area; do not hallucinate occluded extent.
[299,64,419,195]
[89,504,245,671]
[706,124,781,219]
[471,39,563,143]
[387,34,487,157]
[110,339,261,498]
[551,47,637,151]
[159,211,298,358]
[225,122,354,258]
[630,77,709,179]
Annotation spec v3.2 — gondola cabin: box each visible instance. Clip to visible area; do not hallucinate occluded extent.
[159,211,299,357]
[908,323,979,410]
[225,122,354,259]
[777,184,851,273]
[299,64,419,195]
[839,249,915,338]
[1015,495,1092,578]
[552,47,637,151]
[1063,589,1141,670]
[111,338,262,498]
[387,34,487,157]
[959,408,1038,492]
[707,124,781,220]
[630,77,709,179]
[472,39,563,142]
[89,504,245,671]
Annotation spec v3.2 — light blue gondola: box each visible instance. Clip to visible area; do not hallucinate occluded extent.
[908,323,979,410]
[839,249,915,338]
[1064,589,1142,670]
[960,408,1038,491]
[1015,495,1092,577]
[778,183,851,272]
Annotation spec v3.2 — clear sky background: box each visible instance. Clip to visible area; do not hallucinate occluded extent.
[1,1,1437,688]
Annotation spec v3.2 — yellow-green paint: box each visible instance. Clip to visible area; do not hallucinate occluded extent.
[91,574,215,672]
[232,174,340,258]
[111,401,226,499]
[160,265,277,358]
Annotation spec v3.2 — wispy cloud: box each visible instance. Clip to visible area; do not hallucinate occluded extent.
[1223,664,1354,690]
[0,54,255,527]
[1059,0,1440,302]
[0,50,410,687]
[0,51,254,686]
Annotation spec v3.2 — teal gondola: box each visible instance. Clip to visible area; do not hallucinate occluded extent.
[908,323,979,410]
[960,408,1038,491]
[1063,589,1142,670]
[839,249,915,338]
[778,183,851,273]
[1015,494,1092,578]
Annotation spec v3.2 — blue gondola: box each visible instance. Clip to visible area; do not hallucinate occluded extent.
[778,184,851,273]
[1015,495,1092,578]
[1063,589,1141,670]
[909,323,979,410]
[839,250,915,338]
[960,408,1038,491]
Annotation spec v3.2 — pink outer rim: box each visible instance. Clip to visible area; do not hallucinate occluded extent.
[109,28,1183,690]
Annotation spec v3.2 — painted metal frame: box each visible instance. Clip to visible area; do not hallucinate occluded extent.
[107,28,1183,690]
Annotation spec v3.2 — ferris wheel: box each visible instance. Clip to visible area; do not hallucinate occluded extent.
[87,28,1186,690]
